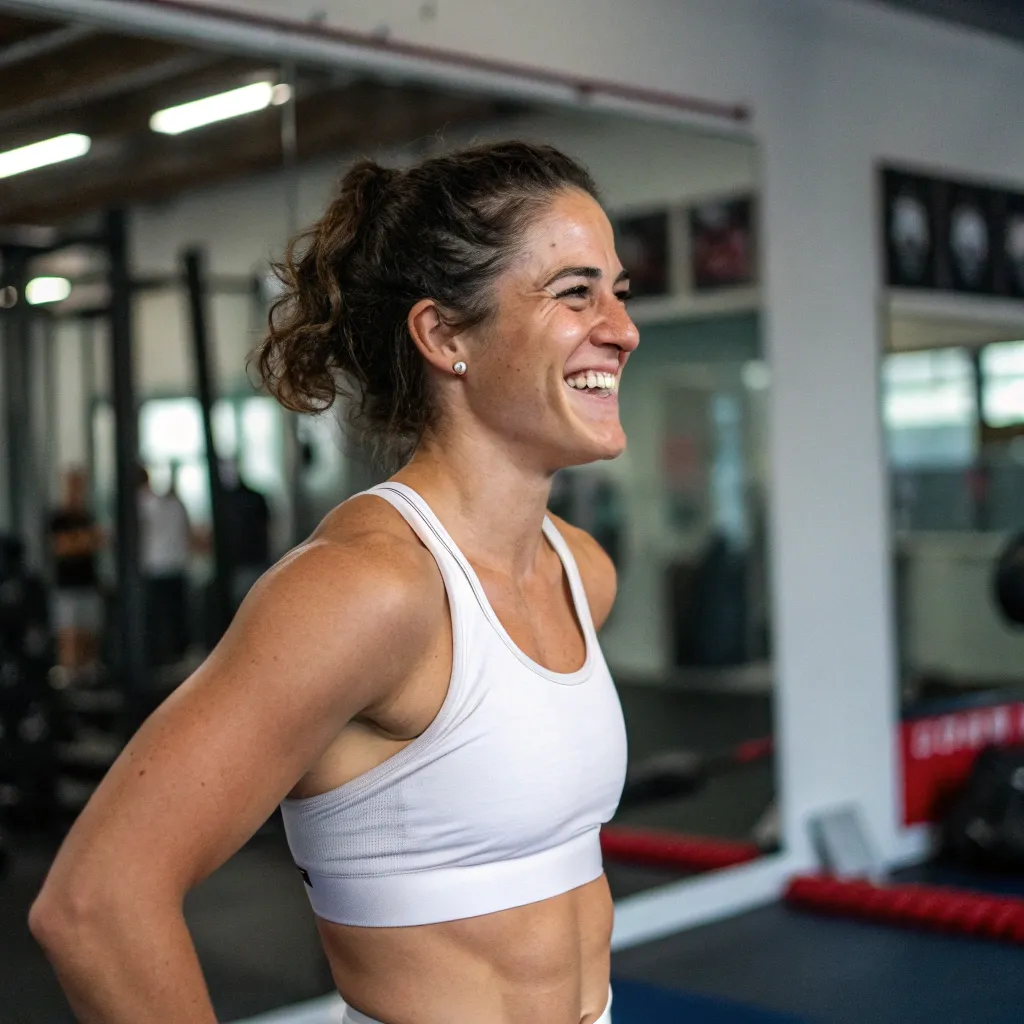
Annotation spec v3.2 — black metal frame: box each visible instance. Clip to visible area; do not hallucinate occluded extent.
[0,213,257,712]
[183,247,233,638]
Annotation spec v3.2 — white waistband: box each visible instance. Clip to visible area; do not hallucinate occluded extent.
[342,984,613,1023]
[302,829,604,927]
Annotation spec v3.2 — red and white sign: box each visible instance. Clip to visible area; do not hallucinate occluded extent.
[901,702,1024,825]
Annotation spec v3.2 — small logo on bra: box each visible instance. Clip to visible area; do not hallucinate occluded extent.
[299,867,312,887]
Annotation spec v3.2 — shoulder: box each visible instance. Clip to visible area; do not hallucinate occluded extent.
[241,494,445,654]
[546,513,617,631]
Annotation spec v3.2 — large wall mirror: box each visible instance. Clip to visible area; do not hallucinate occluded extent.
[880,164,1024,834]
[885,298,1024,829]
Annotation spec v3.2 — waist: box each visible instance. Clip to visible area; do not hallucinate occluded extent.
[341,984,613,1024]
[300,829,605,927]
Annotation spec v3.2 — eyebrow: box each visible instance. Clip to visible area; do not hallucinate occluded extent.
[544,266,631,288]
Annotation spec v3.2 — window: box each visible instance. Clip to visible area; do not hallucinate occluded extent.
[138,398,240,523]
[981,340,1024,428]
[882,349,976,467]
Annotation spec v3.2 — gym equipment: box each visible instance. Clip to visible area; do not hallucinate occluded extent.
[942,744,1024,872]
[808,805,882,880]
[785,874,1024,946]
[0,533,59,824]
[994,532,1024,626]
[601,826,762,872]
[602,735,774,872]
[619,736,773,807]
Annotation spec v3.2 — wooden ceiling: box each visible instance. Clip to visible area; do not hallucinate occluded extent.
[0,11,519,227]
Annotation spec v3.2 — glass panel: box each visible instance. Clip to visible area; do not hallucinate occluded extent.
[239,397,284,497]
[882,349,976,471]
[139,398,203,463]
[886,328,1024,764]
[982,339,1024,376]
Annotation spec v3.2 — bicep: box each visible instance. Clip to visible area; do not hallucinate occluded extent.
[45,543,433,903]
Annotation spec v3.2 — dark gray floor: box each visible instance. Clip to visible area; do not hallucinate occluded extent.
[613,683,775,843]
[612,900,1024,1023]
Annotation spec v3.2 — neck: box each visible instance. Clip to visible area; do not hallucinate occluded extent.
[395,429,556,579]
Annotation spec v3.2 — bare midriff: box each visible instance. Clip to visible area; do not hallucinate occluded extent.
[315,874,614,1024]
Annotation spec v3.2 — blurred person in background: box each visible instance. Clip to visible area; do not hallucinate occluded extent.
[219,458,272,612]
[48,467,104,676]
[138,464,192,668]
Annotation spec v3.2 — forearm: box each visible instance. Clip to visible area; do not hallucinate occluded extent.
[38,901,218,1024]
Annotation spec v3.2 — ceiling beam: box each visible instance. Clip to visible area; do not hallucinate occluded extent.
[0,85,513,225]
[0,55,274,146]
[0,12,59,47]
[0,34,218,130]
[0,22,94,70]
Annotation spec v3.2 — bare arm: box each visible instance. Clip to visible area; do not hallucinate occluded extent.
[29,533,438,1023]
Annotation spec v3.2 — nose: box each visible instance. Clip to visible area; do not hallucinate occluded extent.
[592,291,640,354]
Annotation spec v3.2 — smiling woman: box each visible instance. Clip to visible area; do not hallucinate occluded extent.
[31,140,636,1024]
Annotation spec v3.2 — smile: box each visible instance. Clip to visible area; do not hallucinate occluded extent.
[564,371,619,395]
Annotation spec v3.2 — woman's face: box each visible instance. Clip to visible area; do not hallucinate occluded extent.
[463,189,639,471]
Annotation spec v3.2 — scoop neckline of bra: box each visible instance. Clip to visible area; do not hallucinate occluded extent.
[375,482,596,686]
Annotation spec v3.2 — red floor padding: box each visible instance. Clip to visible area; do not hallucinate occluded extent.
[785,874,1024,945]
[600,826,763,873]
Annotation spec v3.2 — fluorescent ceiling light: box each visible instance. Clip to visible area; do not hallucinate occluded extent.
[26,277,72,305]
[150,81,290,135]
[0,134,91,179]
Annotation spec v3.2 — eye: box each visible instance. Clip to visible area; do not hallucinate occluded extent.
[554,284,591,300]
[615,289,633,303]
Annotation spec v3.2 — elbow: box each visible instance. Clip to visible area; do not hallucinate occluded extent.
[28,878,95,957]
[29,887,73,956]
[30,867,182,958]
[29,873,119,962]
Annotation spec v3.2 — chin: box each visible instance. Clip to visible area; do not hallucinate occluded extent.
[555,432,627,469]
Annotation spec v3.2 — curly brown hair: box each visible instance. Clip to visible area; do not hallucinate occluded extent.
[255,140,599,468]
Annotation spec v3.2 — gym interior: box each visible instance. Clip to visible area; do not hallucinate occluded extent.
[1,1,1023,1021]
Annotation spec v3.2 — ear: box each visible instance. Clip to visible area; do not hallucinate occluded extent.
[407,299,465,374]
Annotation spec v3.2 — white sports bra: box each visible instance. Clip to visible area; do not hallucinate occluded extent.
[279,482,627,927]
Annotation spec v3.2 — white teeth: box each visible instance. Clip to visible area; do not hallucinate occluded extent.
[565,372,619,392]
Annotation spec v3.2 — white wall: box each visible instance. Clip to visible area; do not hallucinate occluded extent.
[33,0,1024,928]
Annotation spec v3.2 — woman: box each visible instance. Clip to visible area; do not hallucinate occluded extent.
[30,140,639,1024]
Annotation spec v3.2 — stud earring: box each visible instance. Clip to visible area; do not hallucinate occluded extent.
[453,361,467,375]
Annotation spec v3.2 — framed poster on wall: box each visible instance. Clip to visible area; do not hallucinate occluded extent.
[613,210,670,298]
[942,182,998,294]
[882,169,939,289]
[999,191,1024,298]
[882,165,1024,298]
[689,196,757,291]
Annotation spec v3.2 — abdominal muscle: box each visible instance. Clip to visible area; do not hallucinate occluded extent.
[316,874,614,1024]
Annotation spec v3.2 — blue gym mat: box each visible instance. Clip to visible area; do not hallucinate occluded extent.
[611,978,808,1023]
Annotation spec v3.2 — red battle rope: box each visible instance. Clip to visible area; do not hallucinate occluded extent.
[600,826,763,873]
[785,874,1024,945]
